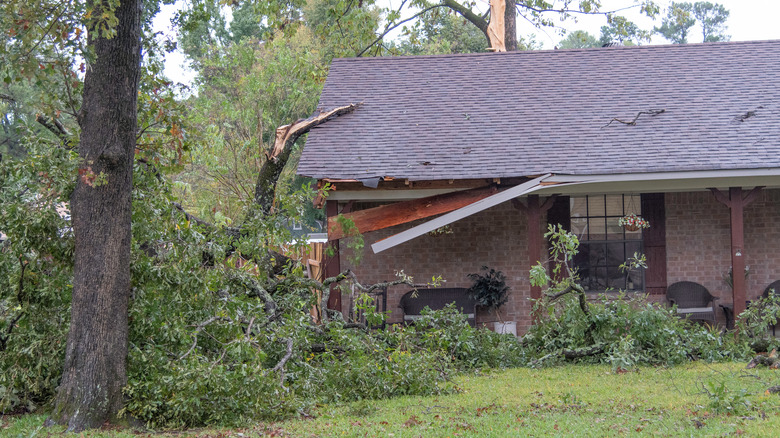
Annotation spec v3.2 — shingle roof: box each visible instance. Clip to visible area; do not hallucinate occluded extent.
[297,40,780,181]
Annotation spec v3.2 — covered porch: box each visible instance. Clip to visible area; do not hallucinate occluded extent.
[322,169,780,332]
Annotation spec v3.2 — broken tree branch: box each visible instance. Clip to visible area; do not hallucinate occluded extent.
[356,4,449,57]
[36,114,73,149]
[603,109,666,128]
[268,337,294,385]
[0,258,26,352]
[747,350,780,369]
[231,273,278,317]
[254,103,360,217]
[179,316,226,360]
[171,202,243,238]
[270,338,294,373]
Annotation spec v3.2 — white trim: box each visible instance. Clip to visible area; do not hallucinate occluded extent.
[547,168,780,183]
[371,175,550,253]
[533,171,780,196]
[329,169,780,201]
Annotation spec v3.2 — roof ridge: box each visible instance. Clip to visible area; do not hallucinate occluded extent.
[331,39,780,63]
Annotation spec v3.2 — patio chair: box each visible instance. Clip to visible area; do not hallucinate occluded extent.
[666,281,718,324]
[762,280,780,336]
[762,280,780,300]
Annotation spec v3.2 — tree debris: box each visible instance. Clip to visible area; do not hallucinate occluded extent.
[254,103,360,216]
[603,109,666,128]
[746,349,780,369]
[735,106,763,123]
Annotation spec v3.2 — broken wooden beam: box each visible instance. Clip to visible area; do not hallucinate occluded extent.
[327,185,497,241]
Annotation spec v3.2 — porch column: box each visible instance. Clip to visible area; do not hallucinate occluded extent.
[527,196,542,300]
[710,187,764,318]
[325,200,342,312]
[729,187,747,317]
[521,195,556,300]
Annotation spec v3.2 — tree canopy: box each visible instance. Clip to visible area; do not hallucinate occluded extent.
[655,1,729,44]
[558,30,600,49]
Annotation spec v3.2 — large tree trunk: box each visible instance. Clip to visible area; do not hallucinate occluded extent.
[48,0,141,432]
[504,0,517,51]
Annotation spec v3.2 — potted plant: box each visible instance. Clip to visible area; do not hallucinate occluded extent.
[723,265,750,290]
[618,213,650,232]
[467,266,514,335]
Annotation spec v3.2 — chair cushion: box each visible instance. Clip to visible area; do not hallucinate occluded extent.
[404,314,475,321]
[676,307,713,314]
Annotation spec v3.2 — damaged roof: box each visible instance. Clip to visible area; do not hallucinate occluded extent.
[297,40,780,182]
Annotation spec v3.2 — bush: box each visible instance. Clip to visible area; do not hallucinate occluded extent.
[524,226,754,369]
[736,293,780,352]
[0,142,75,413]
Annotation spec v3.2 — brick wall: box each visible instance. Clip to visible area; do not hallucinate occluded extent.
[666,189,780,324]
[340,201,545,333]
[341,188,780,333]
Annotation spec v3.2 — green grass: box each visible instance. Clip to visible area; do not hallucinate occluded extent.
[4,362,780,437]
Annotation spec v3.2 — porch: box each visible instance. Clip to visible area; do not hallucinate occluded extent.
[323,187,780,334]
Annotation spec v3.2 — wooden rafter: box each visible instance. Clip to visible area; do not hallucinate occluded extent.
[327,185,497,241]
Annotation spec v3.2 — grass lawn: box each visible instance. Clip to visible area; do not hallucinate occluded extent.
[3,362,780,437]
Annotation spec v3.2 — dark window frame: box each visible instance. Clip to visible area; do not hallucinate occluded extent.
[570,195,644,293]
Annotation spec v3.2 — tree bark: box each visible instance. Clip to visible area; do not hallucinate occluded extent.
[48,0,141,431]
[504,0,517,51]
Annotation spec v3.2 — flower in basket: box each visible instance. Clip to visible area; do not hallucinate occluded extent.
[618,213,650,230]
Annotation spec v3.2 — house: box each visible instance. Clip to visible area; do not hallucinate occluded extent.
[297,40,780,333]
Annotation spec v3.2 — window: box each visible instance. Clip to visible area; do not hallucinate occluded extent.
[570,195,644,292]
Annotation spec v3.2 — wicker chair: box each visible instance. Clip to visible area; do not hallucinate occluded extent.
[762,280,780,336]
[762,280,780,299]
[399,288,477,327]
[666,281,718,324]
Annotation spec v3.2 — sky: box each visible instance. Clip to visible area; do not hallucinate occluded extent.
[156,0,780,86]
[520,0,780,48]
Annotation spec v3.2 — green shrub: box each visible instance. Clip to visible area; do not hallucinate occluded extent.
[524,226,754,369]
[736,293,780,352]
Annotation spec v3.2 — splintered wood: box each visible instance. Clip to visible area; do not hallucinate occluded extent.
[327,186,497,241]
[266,103,360,162]
[487,0,506,52]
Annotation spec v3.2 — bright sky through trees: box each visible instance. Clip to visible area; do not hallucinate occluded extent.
[156,0,780,86]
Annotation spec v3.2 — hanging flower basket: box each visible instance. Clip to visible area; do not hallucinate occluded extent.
[618,213,650,231]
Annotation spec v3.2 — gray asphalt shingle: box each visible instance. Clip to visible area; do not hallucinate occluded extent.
[297,40,780,181]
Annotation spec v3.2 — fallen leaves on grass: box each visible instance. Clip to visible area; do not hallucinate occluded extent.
[402,415,421,427]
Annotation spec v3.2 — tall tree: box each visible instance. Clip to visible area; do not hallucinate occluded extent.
[45,0,142,431]
[558,30,599,49]
[655,1,729,44]
[693,1,729,42]
[599,15,652,46]
[364,0,659,54]
[654,2,695,44]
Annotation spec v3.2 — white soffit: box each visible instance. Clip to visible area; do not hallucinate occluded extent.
[371,174,551,254]
[535,168,780,196]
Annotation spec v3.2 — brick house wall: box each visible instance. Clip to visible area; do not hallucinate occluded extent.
[340,201,545,333]
[339,188,780,333]
[666,189,780,319]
